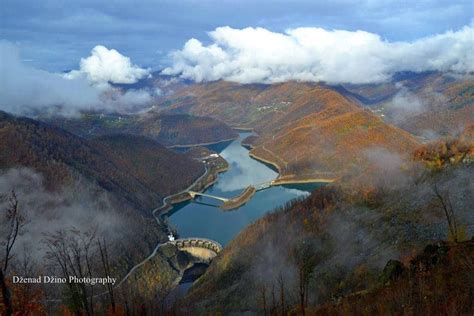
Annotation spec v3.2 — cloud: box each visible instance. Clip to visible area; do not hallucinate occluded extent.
[385,86,427,123]
[163,24,474,84]
[0,168,126,262]
[65,45,150,85]
[0,41,152,116]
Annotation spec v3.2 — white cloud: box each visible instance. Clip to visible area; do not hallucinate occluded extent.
[0,41,152,116]
[163,24,474,84]
[386,86,426,122]
[65,45,150,85]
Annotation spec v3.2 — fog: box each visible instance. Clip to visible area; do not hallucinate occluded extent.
[0,168,128,263]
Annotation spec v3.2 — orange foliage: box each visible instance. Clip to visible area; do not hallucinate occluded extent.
[0,280,46,315]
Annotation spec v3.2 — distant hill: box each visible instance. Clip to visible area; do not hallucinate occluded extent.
[159,81,419,179]
[46,112,238,147]
[339,72,474,138]
[0,111,204,211]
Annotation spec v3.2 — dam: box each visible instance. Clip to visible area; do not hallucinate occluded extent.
[171,237,223,264]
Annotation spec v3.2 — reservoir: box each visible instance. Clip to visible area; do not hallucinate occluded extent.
[167,133,325,246]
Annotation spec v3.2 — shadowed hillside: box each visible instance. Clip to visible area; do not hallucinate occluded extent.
[0,111,204,211]
[47,112,237,147]
[0,111,212,315]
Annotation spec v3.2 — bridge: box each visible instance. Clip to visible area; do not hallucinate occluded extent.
[188,185,257,211]
[254,180,274,191]
[170,237,223,264]
[188,191,229,202]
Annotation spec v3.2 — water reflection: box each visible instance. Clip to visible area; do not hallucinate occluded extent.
[168,133,324,245]
[215,133,277,192]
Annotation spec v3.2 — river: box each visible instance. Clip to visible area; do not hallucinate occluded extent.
[167,133,325,246]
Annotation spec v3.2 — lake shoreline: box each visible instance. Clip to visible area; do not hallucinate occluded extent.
[166,137,238,149]
[249,150,337,185]
[153,159,230,218]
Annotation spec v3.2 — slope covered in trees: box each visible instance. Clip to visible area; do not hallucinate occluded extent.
[340,72,474,138]
[47,112,237,147]
[0,111,210,314]
[0,111,204,211]
[160,81,419,179]
[314,239,474,315]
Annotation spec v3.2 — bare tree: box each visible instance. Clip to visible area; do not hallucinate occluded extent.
[294,241,317,316]
[44,228,97,316]
[271,284,276,315]
[1,190,25,316]
[259,284,267,316]
[278,272,286,316]
[433,185,460,242]
[98,237,116,313]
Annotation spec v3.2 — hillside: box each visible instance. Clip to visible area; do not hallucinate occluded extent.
[340,72,474,138]
[160,81,419,179]
[0,111,204,211]
[179,136,473,314]
[47,112,237,147]
[0,112,210,314]
[92,134,205,197]
[160,81,316,128]
[314,239,474,315]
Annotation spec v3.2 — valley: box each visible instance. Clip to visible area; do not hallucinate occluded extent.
[1,4,473,314]
[2,74,472,314]
[1,70,473,314]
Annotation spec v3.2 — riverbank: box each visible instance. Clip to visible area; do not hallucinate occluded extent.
[231,126,254,132]
[249,148,338,184]
[166,136,238,149]
[248,150,282,173]
[272,176,335,185]
[221,186,256,210]
[153,153,230,217]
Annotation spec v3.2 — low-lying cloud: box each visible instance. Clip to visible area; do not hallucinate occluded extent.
[0,168,126,262]
[384,86,428,123]
[0,41,152,116]
[163,24,474,84]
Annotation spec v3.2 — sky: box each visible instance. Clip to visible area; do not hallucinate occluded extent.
[0,0,472,115]
[1,0,473,71]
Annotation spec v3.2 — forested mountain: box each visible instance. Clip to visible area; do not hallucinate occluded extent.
[158,81,420,179]
[0,111,204,211]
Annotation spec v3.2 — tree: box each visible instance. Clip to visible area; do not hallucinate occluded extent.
[293,240,318,316]
[271,283,276,316]
[278,272,286,316]
[259,284,267,316]
[433,185,464,242]
[98,238,116,314]
[10,246,45,314]
[44,228,97,316]
[0,190,25,316]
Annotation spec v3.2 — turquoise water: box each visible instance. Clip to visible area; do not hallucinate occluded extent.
[167,133,325,245]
